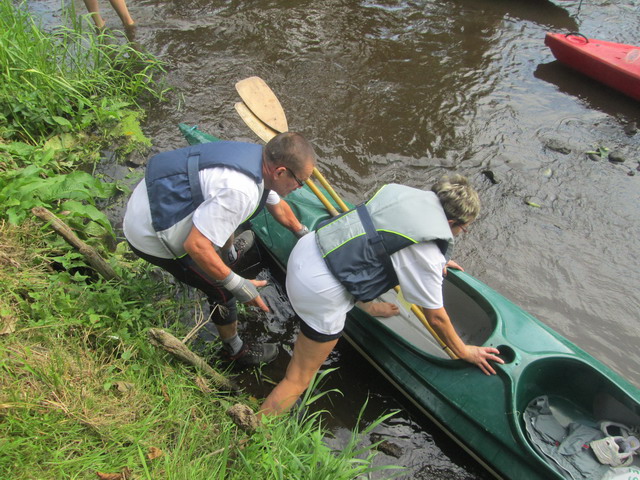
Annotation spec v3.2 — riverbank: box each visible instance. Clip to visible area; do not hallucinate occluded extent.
[0,2,391,478]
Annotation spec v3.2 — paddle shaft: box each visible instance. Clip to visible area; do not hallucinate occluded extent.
[234,94,348,213]
[235,100,340,216]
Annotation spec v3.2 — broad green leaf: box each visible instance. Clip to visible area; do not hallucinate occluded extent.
[51,115,72,127]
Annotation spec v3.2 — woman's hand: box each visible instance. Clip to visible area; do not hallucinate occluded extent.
[443,259,464,275]
[460,345,504,375]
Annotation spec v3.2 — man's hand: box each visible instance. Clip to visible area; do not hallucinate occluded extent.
[183,227,270,313]
[267,200,307,238]
[221,272,270,312]
[247,279,269,312]
[294,225,310,238]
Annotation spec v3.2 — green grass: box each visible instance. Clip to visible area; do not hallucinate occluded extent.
[0,221,400,479]
[0,0,167,145]
[0,0,166,238]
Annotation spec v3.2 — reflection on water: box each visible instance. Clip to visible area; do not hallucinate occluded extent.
[534,61,640,119]
[31,0,640,477]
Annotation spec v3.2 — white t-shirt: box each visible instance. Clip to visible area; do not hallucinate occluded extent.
[286,232,446,336]
[123,167,280,258]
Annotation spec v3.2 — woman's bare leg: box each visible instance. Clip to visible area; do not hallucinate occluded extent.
[82,0,105,29]
[259,332,338,416]
[107,0,135,26]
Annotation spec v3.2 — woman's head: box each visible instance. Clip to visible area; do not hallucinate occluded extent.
[431,174,480,226]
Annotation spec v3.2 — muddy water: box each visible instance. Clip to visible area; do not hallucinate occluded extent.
[31,0,640,477]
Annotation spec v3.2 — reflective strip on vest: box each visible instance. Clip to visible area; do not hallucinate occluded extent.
[315,184,454,302]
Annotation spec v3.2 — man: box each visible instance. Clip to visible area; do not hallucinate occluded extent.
[123,132,315,366]
[260,174,504,415]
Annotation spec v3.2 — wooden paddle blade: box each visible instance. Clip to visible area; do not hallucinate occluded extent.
[234,102,278,143]
[235,77,289,133]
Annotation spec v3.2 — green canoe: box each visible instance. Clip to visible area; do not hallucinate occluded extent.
[179,124,640,480]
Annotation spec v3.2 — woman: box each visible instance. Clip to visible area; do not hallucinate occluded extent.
[260,175,503,416]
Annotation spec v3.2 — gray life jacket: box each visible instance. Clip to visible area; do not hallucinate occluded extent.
[145,141,267,257]
[315,184,454,302]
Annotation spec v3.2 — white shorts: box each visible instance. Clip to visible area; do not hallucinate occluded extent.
[285,231,447,338]
[285,232,355,337]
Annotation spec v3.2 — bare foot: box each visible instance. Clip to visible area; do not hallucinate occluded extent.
[358,301,399,318]
[123,23,137,42]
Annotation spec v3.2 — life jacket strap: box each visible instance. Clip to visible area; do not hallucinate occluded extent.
[356,203,395,281]
[187,149,204,207]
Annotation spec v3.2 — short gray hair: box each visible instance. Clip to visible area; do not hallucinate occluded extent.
[264,132,316,172]
[431,174,480,225]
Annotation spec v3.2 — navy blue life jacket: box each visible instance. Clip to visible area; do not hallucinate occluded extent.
[145,141,267,233]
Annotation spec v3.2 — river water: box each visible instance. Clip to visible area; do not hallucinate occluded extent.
[30,0,640,477]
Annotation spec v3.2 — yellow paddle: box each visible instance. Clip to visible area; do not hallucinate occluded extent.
[234,77,457,359]
[235,77,288,133]
[234,81,349,213]
[234,102,279,143]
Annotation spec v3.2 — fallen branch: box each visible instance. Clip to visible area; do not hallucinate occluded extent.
[148,328,238,392]
[31,207,120,281]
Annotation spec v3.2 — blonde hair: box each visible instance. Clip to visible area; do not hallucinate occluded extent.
[431,174,480,225]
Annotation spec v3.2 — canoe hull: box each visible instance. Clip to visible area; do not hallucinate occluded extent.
[544,32,640,101]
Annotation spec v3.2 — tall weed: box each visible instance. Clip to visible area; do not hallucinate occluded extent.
[0,0,166,242]
[0,0,167,144]
[0,222,396,480]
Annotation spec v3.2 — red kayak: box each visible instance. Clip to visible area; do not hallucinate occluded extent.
[544,32,640,101]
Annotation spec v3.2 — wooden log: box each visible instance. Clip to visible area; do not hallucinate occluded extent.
[31,207,120,281]
[148,328,238,392]
[227,403,258,433]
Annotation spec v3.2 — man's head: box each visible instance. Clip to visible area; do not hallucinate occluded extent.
[263,132,316,197]
[431,174,480,234]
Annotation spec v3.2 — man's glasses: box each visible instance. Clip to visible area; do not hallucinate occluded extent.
[285,167,305,187]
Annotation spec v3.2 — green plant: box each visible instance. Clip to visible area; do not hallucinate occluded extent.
[586,144,610,160]
[1,221,397,480]
[0,0,167,244]
[234,369,402,479]
[0,0,167,145]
